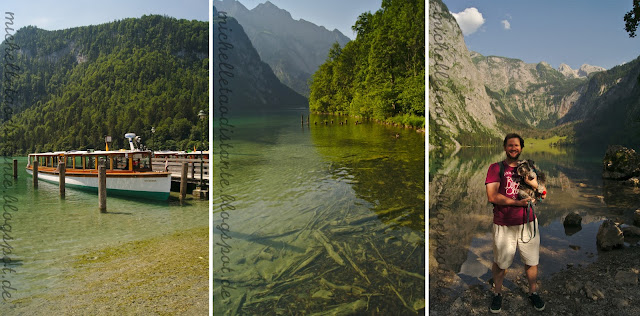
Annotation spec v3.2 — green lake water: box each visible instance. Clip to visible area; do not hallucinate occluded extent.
[213,111,426,315]
[0,157,208,310]
[429,145,640,296]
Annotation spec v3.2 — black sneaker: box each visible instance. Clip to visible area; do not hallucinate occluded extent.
[529,292,545,311]
[490,293,502,314]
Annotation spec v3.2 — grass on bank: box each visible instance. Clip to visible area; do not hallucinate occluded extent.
[525,135,567,154]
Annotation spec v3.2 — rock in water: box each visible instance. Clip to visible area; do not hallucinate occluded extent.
[602,145,640,180]
[634,209,640,227]
[596,220,624,250]
[563,212,582,227]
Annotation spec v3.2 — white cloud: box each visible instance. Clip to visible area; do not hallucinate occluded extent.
[451,8,485,36]
[501,20,511,30]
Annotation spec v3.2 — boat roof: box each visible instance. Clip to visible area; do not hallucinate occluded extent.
[29,150,152,156]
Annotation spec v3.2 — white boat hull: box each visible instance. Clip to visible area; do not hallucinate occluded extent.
[26,169,171,200]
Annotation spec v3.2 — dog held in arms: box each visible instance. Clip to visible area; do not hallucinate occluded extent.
[516,159,547,200]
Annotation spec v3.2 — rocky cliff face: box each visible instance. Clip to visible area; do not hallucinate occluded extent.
[429,0,499,147]
[213,6,307,110]
[558,63,606,78]
[578,64,607,77]
[213,0,350,97]
[471,53,587,128]
[428,0,638,147]
[558,57,640,148]
[559,63,579,78]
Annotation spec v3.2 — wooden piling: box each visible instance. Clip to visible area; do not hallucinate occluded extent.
[13,159,17,178]
[301,114,304,125]
[180,162,188,201]
[59,162,65,198]
[98,165,106,212]
[33,160,38,188]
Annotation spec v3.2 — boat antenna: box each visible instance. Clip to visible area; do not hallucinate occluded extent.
[125,133,137,151]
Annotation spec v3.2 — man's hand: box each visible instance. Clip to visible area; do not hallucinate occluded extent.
[518,197,535,207]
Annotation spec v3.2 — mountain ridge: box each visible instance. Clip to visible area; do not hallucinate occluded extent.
[0,15,208,153]
[430,0,640,148]
[213,0,351,97]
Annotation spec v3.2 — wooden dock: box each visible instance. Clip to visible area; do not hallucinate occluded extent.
[152,158,209,188]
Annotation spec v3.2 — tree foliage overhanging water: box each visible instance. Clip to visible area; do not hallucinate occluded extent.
[308,0,425,127]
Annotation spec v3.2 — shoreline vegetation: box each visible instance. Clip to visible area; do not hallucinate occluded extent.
[9,226,208,314]
[312,111,425,131]
[308,0,425,131]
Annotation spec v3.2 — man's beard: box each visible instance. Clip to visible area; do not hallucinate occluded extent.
[507,151,521,160]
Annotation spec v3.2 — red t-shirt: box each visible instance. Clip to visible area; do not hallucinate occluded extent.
[485,161,536,226]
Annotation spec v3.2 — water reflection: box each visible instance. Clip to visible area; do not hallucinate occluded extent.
[429,146,639,296]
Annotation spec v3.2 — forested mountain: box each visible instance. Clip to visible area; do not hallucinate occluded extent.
[559,56,640,147]
[0,15,208,154]
[309,0,425,128]
[429,0,640,149]
[213,6,308,111]
[213,0,350,97]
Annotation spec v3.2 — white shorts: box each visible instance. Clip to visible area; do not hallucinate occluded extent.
[493,219,540,269]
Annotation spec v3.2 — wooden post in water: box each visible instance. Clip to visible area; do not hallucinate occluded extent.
[13,159,17,178]
[59,162,65,198]
[98,165,106,213]
[180,162,188,201]
[301,114,304,125]
[33,160,38,188]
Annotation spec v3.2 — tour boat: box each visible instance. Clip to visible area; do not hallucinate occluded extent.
[26,134,171,200]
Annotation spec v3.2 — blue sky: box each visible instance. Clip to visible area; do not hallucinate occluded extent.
[5,0,208,31]
[442,0,640,70]
[228,0,383,39]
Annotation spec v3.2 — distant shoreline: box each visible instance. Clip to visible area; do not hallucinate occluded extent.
[310,111,425,131]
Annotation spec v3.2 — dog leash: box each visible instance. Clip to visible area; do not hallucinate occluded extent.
[521,200,537,243]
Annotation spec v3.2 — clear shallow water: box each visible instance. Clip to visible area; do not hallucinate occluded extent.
[213,111,425,315]
[1,157,207,305]
[429,146,640,295]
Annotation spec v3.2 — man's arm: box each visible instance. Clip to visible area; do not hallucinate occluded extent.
[486,182,531,206]
[523,174,547,199]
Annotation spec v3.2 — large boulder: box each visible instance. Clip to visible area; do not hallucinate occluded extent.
[602,145,640,180]
[596,219,624,250]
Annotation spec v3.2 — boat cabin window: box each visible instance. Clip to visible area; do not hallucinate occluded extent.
[85,156,95,169]
[74,156,81,169]
[66,156,73,168]
[132,153,151,171]
[114,155,129,170]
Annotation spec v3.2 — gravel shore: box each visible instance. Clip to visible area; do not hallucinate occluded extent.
[8,226,209,315]
[430,244,640,315]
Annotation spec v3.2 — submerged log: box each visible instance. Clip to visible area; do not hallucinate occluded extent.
[308,299,367,316]
[313,230,345,266]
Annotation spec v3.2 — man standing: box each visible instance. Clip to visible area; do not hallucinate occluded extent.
[485,133,546,313]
